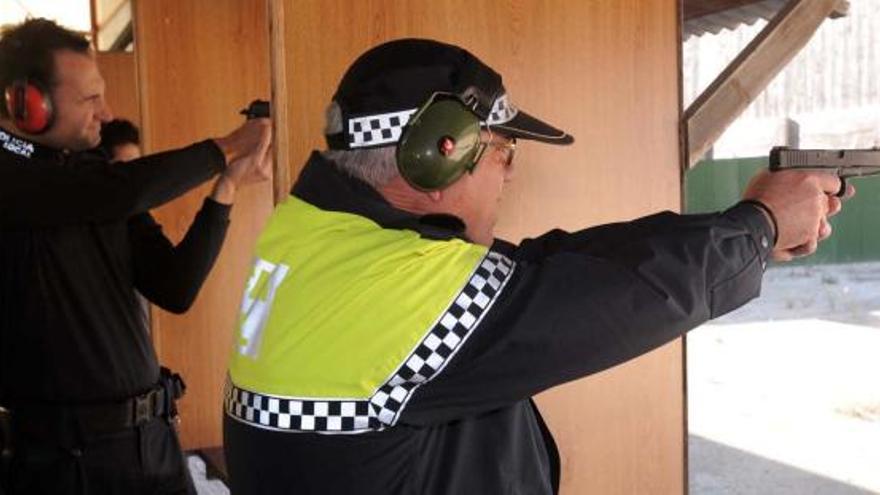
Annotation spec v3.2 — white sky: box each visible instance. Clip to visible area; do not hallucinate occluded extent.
[0,0,91,32]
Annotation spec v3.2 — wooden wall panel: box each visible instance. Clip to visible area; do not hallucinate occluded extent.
[283,1,683,493]
[134,0,272,448]
[96,51,140,124]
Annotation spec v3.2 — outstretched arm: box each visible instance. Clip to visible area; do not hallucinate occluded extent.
[0,141,225,227]
[1,117,273,228]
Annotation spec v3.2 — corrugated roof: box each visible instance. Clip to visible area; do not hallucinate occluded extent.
[684,0,788,38]
[684,0,847,38]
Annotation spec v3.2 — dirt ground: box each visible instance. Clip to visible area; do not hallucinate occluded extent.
[689,262,880,494]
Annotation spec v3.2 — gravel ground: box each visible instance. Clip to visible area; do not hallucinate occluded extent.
[689,263,880,494]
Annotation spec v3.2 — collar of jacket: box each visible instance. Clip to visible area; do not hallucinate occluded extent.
[291,151,468,242]
[0,127,67,163]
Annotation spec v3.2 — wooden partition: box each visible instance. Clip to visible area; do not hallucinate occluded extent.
[96,51,140,124]
[134,0,273,448]
[281,0,684,492]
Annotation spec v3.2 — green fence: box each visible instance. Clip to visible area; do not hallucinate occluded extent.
[685,157,880,264]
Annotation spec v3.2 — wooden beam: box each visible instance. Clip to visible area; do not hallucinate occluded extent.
[104,1,131,30]
[684,0,847,168]
[269,0,290,205]
[829,0,849,17]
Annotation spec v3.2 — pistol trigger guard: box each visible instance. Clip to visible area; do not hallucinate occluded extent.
[836,177,848,198]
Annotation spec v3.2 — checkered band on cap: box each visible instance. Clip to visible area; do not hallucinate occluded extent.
[225,250,516,434]
[346,94,519,149]
[347,108,418,149]
[486,94,517,126]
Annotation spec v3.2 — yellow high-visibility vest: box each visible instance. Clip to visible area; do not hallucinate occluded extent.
[229,196,489,402]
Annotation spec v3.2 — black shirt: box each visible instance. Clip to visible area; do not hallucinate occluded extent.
[0,127,228,404]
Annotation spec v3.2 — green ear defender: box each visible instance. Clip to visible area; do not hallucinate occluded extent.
[396,96,482,191]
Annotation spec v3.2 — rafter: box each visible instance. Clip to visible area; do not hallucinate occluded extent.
[684,0,849,169]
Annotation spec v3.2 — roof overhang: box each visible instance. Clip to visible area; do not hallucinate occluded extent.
[684,0,848,38]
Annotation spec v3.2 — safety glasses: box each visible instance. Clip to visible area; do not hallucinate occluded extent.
[474,131,516,170]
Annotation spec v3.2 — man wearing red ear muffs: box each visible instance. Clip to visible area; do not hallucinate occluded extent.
[0,18,273,495]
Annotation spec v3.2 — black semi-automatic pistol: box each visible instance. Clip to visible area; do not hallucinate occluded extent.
[769,146,880,197]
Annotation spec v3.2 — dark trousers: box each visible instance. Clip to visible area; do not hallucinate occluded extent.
[224,413,409,495]
[3,416,194,495]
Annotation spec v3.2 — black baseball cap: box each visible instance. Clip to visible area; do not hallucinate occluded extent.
[325,38,574,150]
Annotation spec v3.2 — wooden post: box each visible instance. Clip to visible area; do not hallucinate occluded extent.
[269,0,290,205]
[89,0,99,47]
[685,0,848,168]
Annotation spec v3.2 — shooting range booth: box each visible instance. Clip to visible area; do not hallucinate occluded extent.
[93,0,845,492]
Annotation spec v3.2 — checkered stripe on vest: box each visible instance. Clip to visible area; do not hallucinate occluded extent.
[225,250,516,434]
[347,94,519,148]
[225,382,377,433]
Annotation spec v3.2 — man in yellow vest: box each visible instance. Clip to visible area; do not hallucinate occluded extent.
[224,39,846,494]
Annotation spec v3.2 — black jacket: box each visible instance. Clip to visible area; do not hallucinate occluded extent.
[224,153,774,495]
[0,127,228,404]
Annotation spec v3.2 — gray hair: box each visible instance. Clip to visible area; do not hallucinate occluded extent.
[322,101,399,188]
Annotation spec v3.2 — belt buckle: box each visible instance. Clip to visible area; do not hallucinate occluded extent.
[133,392,154,426]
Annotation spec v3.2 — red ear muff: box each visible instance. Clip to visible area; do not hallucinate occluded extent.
[4,79,54,135]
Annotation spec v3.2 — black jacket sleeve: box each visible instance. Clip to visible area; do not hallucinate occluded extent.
[0,140,225,227]
[128,197,231,314]
[400,203,774,425]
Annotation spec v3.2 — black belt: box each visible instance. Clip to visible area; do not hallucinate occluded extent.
[4,368,186,439]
